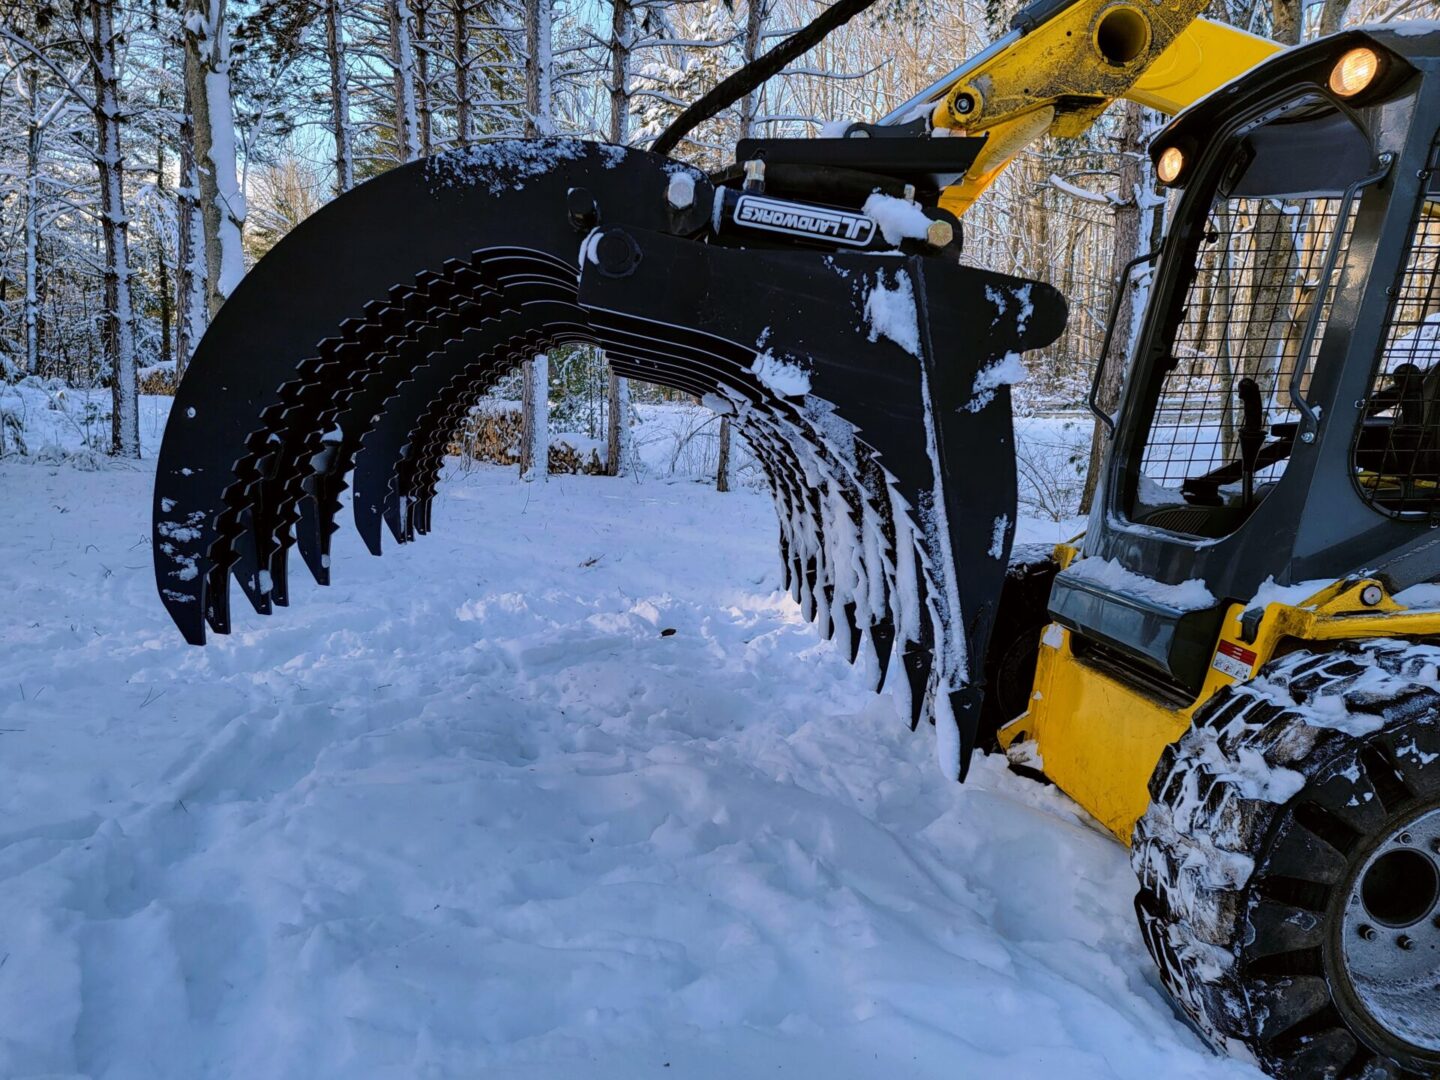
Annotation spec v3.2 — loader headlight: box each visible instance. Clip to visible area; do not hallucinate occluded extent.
[1156,146,1185,185]
[1330,47,1380,97]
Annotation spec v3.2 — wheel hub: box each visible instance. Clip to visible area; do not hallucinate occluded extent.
[1340,805,1440,1052]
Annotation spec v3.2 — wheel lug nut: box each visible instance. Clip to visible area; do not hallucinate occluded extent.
[1398,935,1415,950]
[1359,924,1377,940]
[1399,832,1413,845]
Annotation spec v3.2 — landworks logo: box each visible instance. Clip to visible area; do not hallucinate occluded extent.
[733,194,876,246]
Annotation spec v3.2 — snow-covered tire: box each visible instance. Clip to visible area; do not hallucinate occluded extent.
[1131,640,1440,1078]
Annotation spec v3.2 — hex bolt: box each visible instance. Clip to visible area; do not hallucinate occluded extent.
[954,92,976,115]
[1301,431,1316,444]
[665,175,694,211]
[1398,935,1415,950]
[926,220,955,249]
[1359,924,1377,941]
[1430,837,1440,854]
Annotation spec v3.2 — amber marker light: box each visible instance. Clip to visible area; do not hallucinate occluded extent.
[1156,146,1185,184]
[1330,47,1380,97]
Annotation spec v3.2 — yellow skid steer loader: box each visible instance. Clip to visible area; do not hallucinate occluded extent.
[151,0,1439,1073]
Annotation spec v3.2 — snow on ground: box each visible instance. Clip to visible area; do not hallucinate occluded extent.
[0,396,1255,1079]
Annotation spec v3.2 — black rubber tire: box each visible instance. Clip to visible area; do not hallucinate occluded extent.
[977,549,1057,752]
[1132,640,1440,1078]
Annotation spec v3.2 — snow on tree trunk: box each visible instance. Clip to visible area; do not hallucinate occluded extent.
[23,70,42,375]
[176,101,208,379]
[184,0,246,318]
[523,0,554,137]
[89,0,139,456]
[520,354,549,482]
[325,0,355,193]
[387,0,422,161]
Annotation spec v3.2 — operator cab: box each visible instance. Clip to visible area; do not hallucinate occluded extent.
[1128,100,1381,539]
[1051,28,1440,695]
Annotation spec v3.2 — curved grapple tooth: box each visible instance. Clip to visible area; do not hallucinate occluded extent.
[868,616,896,691]
[903,646,934,733]
[842,601,861,664]
[398,253,589,528]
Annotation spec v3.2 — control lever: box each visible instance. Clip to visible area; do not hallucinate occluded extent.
[1237,377,1265,509]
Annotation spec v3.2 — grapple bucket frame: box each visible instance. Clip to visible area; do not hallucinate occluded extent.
[153,140,1065,776]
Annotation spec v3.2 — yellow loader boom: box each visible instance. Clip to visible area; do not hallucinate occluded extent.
[877,0,1279,216]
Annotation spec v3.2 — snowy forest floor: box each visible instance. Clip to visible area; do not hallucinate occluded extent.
[0,396,1262,1079]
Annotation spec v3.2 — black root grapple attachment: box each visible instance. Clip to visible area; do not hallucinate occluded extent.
[153,139,1064,777]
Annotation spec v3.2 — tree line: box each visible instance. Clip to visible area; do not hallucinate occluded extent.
[0,0,1426,468]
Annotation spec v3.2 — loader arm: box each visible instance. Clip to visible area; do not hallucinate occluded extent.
[878,0,1280,217]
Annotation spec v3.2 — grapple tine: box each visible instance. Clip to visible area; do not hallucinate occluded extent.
[869,616,897,691]
[842,601,862,664]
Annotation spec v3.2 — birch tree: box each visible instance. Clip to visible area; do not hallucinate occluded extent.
[519,0,553,479]
[183,0,246,317]
[387,0,422,160]
[603,0,635,477]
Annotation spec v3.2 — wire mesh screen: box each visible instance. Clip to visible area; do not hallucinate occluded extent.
[1354,197,1440,516]
[1135,196,1358,531]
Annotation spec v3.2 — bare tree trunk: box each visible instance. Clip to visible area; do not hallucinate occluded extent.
[603,367,634,475]
[155,136,173,368]
[1270,0,1301,45]
[523,0,553,137]
[518,0,552,480]
[709,0,767,492]
[176,101,207,378]
[88,0,139,456]
[739,0,766,140]
[387,0,422,160]
[608,0,630,145]
[325,0,355,194]
[716,417,731,492]
[184,0,245,318]
[23,69,41,375]
[1079,100,1147,514]
[602,0,632,477]
[451,0,470,145]
[415,0,432,155]
[520,353,548,481]
[1319,0,1348,35]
